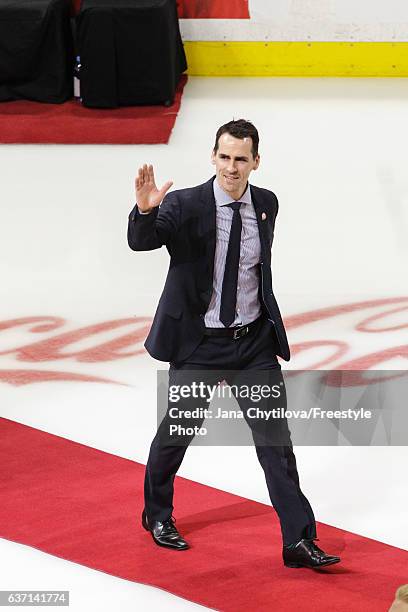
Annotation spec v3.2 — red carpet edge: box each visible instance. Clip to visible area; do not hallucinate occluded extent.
[0,417,406,611]
[0,76,187,145]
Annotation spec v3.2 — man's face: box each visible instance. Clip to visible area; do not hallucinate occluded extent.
[211,132,260,200]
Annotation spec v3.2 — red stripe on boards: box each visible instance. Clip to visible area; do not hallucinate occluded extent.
[177,0,249,19]
[70,0,250,18]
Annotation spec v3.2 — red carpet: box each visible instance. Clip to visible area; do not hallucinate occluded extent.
[0,76,187,144]
[0,417,406,611]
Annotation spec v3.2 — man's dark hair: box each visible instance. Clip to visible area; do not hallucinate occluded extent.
[213,119,259,159]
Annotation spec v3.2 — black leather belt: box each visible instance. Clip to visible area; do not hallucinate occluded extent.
[203,316,262,340]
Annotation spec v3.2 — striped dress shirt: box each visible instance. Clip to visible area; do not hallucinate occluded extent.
[204,178,262,328]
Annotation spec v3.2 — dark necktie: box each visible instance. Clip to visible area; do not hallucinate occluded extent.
[220,201,242,327]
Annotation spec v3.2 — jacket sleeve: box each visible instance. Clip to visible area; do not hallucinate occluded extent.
[127,192,180,251]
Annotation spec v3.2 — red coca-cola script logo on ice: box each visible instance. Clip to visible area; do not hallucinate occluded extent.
[0,298,406,386]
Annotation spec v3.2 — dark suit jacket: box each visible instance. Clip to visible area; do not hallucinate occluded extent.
[127,176,290,363]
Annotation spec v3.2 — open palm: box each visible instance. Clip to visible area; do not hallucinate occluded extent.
[135,164,173,212]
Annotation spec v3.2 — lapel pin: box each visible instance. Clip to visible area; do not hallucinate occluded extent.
[261,212,267,221]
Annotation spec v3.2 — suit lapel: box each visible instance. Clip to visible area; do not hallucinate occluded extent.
[199,176,217,292]
[250,185,270,264]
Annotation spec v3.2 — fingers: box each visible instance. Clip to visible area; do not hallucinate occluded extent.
[135,164,173,199]
[148,164,155,184]
[135,164,146,186]
[158,180,174,199]
[135,165,144,191]
[136,164,154,186]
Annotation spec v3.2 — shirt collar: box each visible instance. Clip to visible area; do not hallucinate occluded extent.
[213,177,252,207]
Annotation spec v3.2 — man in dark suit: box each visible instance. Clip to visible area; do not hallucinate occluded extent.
[127,119,340,568]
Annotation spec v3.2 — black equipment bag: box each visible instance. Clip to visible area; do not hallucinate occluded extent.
[76,0,187,108]
[0,0,74,103]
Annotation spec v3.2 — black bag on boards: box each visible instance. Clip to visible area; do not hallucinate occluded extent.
[76,0,187,108]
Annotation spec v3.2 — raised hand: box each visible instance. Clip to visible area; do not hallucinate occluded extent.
[135,164,173,213]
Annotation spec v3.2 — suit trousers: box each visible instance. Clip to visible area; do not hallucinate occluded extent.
[143,314,317,545]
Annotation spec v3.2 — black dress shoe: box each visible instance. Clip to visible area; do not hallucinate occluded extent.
[283,538,340,568]
[142,509,189,550]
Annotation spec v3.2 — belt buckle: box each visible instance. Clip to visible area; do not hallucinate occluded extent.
[233,325,248,340]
